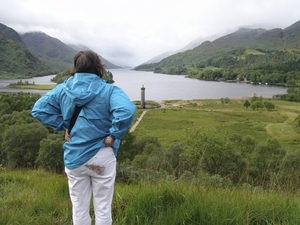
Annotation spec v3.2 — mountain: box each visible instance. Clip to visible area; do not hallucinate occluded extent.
[0,23,24,44]
[139,51,175,65]
[0,23,54,78]
[20,32,120,70]
[0,22,120,79]
[139,33,223,66]
[21,31,77,71]
[67,44,121,69]
[134,20,300,71]
[179,33,223,52]
[139,24,278,66]
[67,44,89,52]
[282,20,300,48]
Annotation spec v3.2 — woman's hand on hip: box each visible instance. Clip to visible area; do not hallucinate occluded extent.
[104,136,114,147]
[65,129,71,142]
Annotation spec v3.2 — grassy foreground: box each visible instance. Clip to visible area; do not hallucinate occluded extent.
[1,98,300,224]
[1,169,300,225]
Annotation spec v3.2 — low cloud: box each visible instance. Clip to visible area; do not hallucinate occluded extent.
[1,0,300,67]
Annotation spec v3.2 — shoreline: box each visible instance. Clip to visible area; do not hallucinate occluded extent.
[0,72,289,100]
[0,88,270,102]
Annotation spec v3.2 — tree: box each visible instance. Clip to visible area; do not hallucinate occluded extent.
[256,101,264,111]
[52,69,114,84]
[279,151,300,191]
[0,93,40,116]
[243,100,251,109]
[248,138,286,186]
[182,128,246,183]
[135,136,162,155]
[130,136,162,170]
[264,101,275,111]
[251,93,258,102]
[102,70,114,83]
[162,143,184,177]
[223,97,230,104]
[221,97,230,104]
[132,142,162,170]
[0,110,36,126]
[251,101,264,111]
[117,131,136,162]
[35,132,65,173]
[240,135,257,156]
[250,102,257,111]
[1,123,48,168]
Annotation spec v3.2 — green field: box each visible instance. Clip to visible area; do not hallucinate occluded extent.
[9,84,56,90]
[133,99,300,151]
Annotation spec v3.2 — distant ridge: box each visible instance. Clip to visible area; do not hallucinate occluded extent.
[0,23,24,44]
[0,22,122,79]
[67,44,121,69]
[21,32,121,69]
[0,23,53,78]
[139,51,175,65]
[134,19,300,71]
[21,31,76,70]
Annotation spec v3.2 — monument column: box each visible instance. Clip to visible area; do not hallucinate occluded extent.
[141,85,145,109]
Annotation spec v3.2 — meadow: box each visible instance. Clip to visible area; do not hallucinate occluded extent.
[133,99,300,152]
[1,98,300,224]
[9,84,56,90]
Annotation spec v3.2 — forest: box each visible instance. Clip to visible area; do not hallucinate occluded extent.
[0,91,300,191]
[136,49,300,88]
[1,92,300,224]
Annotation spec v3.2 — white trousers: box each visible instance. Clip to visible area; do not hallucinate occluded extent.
[65,147,116,225]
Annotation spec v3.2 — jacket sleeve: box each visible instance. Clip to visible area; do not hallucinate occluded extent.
[31,87,66,131]
[109,86,136,140]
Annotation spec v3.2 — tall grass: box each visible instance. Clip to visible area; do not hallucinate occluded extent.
[0,170,71,224]
[1,169,300,224]
[114,183,300,225]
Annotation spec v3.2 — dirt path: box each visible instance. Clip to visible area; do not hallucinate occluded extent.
[265,111,298,139]
[128,100,191,132]
[129,110,148,133]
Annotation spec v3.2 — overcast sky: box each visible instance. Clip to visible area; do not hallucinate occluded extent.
[0,0,300,67]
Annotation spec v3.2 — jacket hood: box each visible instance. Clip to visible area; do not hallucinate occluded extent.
[62,73,106,106]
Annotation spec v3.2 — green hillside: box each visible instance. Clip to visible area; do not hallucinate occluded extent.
[0,24,55,78]
[0,23,24,43]
[0,23,121,79]
[134,20,300,87]
[20,32,76,71]
[21,32,121,71]
[67,44,121,69]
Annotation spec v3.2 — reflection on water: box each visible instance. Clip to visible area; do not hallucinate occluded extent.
[0,70,288,101]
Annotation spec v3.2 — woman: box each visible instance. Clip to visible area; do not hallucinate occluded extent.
[31,50,136,225]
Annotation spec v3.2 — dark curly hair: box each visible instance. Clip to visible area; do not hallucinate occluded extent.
[70,50,106,78]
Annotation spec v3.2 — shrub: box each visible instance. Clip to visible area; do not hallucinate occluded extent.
[1,123,48,168]
[35,132,65,173]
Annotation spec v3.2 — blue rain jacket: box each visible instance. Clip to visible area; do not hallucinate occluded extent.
[31,73,136,169]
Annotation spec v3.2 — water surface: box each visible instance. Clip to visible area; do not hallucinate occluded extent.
[0,69,288,101]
